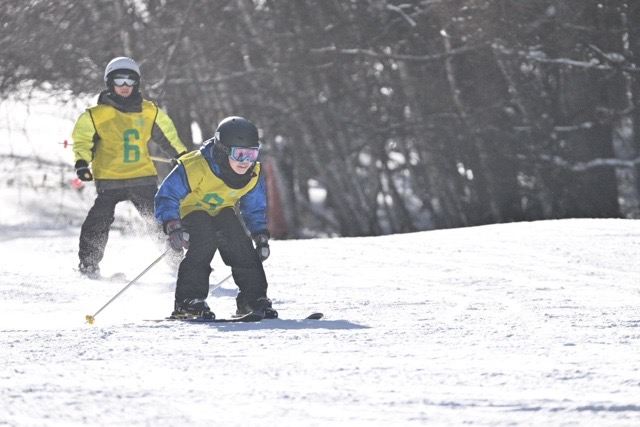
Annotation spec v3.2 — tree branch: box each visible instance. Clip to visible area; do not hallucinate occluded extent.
[310,43,486,62]
[386,4,417,27]
[493,43,640,73]
[534,154,640,172]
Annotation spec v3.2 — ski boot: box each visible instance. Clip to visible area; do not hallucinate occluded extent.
[78,262,100,280]
[236,296,278,319]
[171,298,215,320]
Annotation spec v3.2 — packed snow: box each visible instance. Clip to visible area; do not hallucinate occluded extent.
[1,216,639,426]
[1,97,639,426]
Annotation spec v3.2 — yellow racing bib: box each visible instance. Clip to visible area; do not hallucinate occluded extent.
[88,100,159,180]
[179,150,261,218]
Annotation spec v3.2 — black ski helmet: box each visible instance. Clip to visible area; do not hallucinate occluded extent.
[214,116,259,148]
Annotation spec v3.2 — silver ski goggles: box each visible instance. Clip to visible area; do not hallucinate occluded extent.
[112,75,139,87]
[228,146,260,162]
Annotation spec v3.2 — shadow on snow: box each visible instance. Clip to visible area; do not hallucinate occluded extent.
[143,318,368,331]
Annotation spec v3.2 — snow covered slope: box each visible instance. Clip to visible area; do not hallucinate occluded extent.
[1,218,639,426]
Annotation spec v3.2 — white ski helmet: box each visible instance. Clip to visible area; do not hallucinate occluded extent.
[103,57,141,82]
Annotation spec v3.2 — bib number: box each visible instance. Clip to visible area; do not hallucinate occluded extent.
[203,193,224,211]
[123,129,141,163]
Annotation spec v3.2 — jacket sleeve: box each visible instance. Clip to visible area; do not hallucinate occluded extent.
[152,107,188,157]
[154,164,190,224]
[71,111,96,162]
[238,172,268,234]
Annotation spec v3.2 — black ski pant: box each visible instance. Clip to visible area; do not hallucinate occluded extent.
[176,208,268,305]
[78,184,161,267]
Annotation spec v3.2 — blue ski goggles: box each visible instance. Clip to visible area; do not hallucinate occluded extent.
[228,146,260,162]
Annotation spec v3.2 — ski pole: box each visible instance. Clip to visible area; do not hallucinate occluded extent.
[150,156,172,164]
[85,249,171,324]
[210,273,233,294]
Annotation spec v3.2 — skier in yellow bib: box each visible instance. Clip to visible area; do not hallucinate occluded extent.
[72,57,187,278]
[155,116,276,320]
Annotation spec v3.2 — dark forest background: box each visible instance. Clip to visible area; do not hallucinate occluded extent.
[1,0,639,238]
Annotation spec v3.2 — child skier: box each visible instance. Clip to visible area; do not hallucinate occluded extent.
[72,56,187,278]
[154,116,276,320]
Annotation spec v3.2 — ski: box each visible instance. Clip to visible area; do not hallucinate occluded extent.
[146,312,323,323]
[165,312,263,323]
[233,312,323,321]
[239,312,323,321]
[303,312,324,320]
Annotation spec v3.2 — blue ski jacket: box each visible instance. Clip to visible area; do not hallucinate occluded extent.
[154,141,268,234]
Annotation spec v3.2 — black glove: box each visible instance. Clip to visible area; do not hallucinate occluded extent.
[164,219,189,251]
[252,231,270,262]
[75,160,93,181]
[171,151,188,168]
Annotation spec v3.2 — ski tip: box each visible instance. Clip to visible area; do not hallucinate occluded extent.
[306,312,324,320]
[232,312,264,322]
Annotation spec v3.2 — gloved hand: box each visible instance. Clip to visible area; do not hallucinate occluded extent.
[252,231,270,262]
[75,160,93,181]
[164,219,189,251]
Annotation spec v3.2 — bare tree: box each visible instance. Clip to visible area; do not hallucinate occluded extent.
[1,0,638,237]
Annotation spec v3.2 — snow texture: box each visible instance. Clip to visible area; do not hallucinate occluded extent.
[1,97,639,426]
[1,218,639,426]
